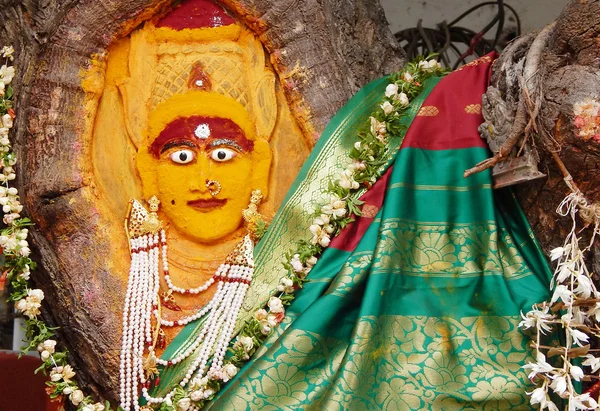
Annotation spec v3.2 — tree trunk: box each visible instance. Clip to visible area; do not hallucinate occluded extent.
[0,0,404,402]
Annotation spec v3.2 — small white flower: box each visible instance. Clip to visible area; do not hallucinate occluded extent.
[69,389,84,406]
[28,289,44,303]
[38,339,57,354]
[290,254,303,273]
[369,116,387,139]
[62,387,73,395]
[1,114,12,129]
[177,397,191,411]
[278,277,295,294]
[222,363,238,382]
[556,261,576,283]
[573,274,593,298]
[203,388,215,399]
[570,365,584,381]
[255,309,268,321]
[321,195,347,219]
[266,313,279,327]
[40,350,51,361]
[348,159,366,171]
[519,304,555,334]
[571,393,598,410]
[418,59,441,72]
[583,354,600,373]
[309,224,331,247]
[569,328,589,346]
[353,141,361,150]
[237,336,254,352]
[549,374,567,396]
[313,214,330,226]
[338,169,359,190]
[268,296,284,313]
[93,404,105,411]
[523,352,555,380]
[550,284,572,305]
[550,247,564,261]
[0,65,15,84]
[402,72,413,82]
[384,83,398,98]
[51,365,76,383]
[190,390,204,402]
[81,405,95,411]
[1,46,14,60]
[306,256,318,267]
[397,92,409,107]
[381,101,394,115]
[529,386,545,403]
[261,324,271,335]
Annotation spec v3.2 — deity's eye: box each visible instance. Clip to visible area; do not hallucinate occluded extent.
[169,149,195,164]
[210,148,236,162]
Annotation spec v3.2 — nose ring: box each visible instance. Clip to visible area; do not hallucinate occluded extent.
[205,179,221,197]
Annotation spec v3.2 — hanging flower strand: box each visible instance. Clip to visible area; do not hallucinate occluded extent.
[520,181,600,411]
[3,51,445,410]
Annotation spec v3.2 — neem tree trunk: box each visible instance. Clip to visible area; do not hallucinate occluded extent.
[0,0,404,402]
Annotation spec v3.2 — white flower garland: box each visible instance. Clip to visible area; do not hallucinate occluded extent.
[520,183,600,410]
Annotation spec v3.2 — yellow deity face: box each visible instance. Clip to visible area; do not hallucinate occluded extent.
[137,92,272,242]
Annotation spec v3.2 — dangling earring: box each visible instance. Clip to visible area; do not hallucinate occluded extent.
[121,196,164,411]
[242,189,267,242]
[205,179,221,197]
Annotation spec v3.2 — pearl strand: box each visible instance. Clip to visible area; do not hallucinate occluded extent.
[159,264,229,327]
[155,282,226,366]
[119,237,139,410]
[208,264,253,377]
[161,233,216,295]
[142,277,238,404]
[132,234,256,406]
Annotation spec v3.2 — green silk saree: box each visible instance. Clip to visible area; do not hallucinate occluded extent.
[162,55,552,410]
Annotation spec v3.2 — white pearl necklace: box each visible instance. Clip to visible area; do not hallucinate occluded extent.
[119,230,255,409]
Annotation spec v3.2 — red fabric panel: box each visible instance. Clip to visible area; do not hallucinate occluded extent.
[328,53,497,253]
[329,167,392,251]
[401,52,497,150]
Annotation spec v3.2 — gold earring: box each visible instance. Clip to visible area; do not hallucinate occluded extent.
[242,189,267,241]
[125,195,163,240]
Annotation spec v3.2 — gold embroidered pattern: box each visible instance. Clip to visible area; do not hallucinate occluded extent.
[361,204,380,218]
[325,252,372,298]
[417,105,440,117]
[214,315,533,410]
[373,219,530,279]
[465,104,482,114]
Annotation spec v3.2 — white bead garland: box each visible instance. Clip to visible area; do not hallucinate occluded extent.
[119,230,255,409]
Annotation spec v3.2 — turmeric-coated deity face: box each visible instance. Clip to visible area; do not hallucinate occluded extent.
[137,92,272,242]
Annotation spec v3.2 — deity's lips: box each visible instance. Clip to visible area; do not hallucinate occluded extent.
[187,198,227,212]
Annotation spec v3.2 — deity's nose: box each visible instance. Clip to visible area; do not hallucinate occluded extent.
[188,154,211,193]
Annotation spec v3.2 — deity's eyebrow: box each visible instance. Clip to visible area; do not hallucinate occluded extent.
[207,139,245,152]
[160,140,197,154]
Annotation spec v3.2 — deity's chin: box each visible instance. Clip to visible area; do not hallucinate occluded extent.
[167,208,244,244]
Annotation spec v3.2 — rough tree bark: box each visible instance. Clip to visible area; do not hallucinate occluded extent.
[0,0,598,405]
[0,0,404,402]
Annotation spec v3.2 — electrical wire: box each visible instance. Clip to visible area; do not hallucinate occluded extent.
[395,0,521,69]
